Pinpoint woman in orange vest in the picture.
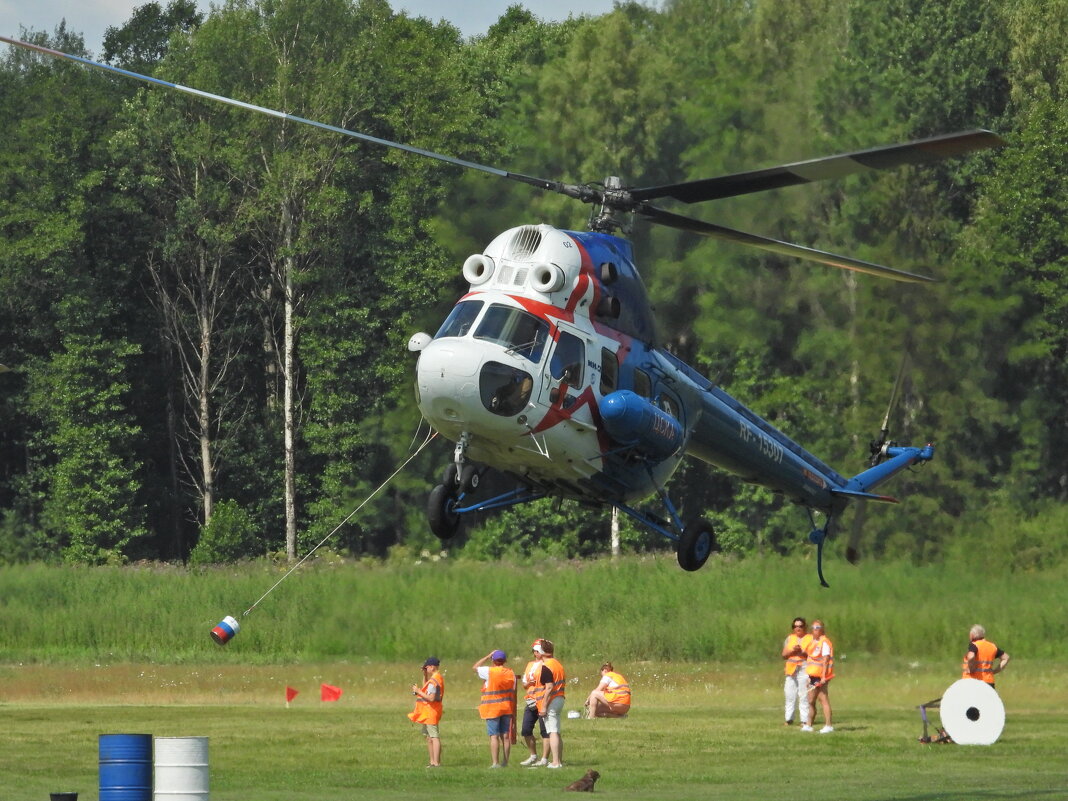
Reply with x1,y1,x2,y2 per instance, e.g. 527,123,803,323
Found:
473,649,517,768
408,656,444,767
962,624,1010,687
518,639,551,767
584,662,631,718
782,617,812,726
803,620,834,734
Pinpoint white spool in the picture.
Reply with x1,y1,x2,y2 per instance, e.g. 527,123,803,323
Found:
154,736,209,800
940,678,1005,745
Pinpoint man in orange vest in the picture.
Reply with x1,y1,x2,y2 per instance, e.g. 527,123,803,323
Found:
532,638,566,769
473,649,517,768
962,624,1010,688
408,656,444,767
518,639,551,767
782,617,812,726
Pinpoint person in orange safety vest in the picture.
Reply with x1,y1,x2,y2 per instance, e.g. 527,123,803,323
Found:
803,619,835,734
518,639,551,767
408,656,444,767
782,617,812,726
472,649,517,768
533,638,566,769
584,662,631,718
962,624,1010,688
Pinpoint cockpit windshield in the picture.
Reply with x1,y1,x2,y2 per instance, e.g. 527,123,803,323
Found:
474,304,549,363
434,300,484,339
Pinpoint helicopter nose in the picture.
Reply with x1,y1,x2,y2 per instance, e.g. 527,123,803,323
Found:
415,339,481,425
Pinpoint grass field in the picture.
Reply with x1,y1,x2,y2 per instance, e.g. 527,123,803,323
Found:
2,660,1066,800
1,557,1064,798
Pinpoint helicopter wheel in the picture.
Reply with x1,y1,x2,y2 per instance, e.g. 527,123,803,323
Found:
427,484,462,541
459,464,480,493
442,463,459,489
677,518,717,572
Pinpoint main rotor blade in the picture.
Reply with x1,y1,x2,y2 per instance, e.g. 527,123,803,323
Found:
0,34,573,196
638,205,937,283
630,130,1006,204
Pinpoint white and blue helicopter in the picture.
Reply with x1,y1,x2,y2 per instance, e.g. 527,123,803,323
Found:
2,35,1004,583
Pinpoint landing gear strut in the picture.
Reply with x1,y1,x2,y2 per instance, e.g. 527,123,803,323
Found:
427,432,480,541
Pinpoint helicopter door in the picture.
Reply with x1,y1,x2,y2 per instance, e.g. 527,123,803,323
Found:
543,326,588,408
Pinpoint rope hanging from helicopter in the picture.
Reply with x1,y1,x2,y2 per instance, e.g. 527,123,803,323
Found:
240,427,438,618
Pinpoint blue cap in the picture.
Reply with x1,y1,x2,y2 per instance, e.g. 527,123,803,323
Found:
423,656,440,667
491,649,506,661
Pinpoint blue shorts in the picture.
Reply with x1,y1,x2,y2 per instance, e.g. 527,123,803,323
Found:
485,715,511,736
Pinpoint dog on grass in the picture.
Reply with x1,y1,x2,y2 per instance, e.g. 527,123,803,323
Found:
564,769,600,791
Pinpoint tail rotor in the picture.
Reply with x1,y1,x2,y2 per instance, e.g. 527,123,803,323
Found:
848,346,911,564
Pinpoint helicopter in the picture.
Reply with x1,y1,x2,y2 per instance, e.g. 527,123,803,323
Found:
1,34,1005,583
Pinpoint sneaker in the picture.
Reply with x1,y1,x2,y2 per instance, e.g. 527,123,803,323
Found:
546,763,564,769
529,758,549,768
800,725,814,732
820,725,834,734
489,763,502,768
519,755,538,766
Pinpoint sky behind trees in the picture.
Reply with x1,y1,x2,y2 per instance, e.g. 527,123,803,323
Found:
0,0,627,50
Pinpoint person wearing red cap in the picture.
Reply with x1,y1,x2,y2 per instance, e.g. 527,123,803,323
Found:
409,656,444,767
519,639,551,766
473,649,517,767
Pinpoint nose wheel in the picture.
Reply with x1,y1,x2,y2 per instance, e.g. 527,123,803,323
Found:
427,483,462,541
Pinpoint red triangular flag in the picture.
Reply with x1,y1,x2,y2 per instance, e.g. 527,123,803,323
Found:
321,683,342,702
285,686,299,703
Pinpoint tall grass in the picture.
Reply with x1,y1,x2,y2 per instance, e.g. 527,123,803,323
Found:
0,554,1061,664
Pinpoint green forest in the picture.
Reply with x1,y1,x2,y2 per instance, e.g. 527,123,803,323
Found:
1,0,1066,569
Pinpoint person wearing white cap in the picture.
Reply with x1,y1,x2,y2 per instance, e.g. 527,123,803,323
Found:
519,639,551,766
473,649,517,767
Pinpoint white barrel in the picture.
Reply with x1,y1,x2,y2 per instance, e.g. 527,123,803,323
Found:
154,737,208,800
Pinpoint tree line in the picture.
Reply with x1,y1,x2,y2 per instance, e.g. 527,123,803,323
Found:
1,0,1065,568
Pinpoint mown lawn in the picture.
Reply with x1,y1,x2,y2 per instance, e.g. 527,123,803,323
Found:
2,660,1065,800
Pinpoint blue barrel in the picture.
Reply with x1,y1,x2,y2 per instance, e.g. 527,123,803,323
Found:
99,734,152,801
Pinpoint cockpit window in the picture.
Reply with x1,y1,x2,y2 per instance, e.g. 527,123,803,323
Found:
434,300,484,339
474,304,549,363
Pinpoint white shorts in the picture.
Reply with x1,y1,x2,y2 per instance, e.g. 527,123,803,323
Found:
542,694,565,734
